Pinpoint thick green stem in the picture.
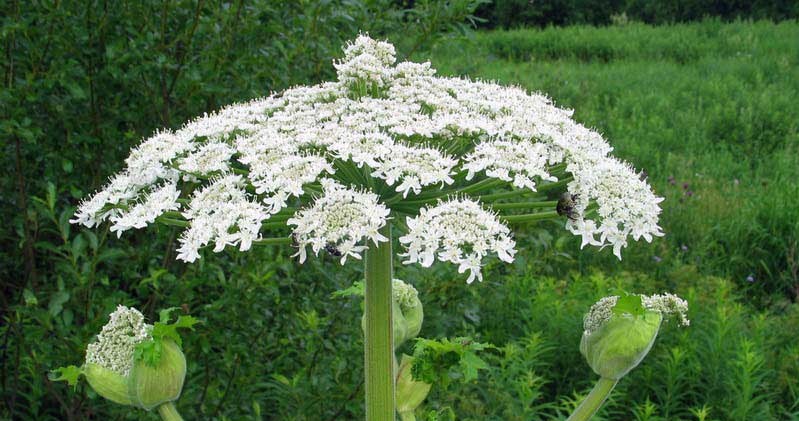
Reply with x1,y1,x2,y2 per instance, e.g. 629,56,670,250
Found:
157,402,183,421
566,377,618,421
364,223,395,420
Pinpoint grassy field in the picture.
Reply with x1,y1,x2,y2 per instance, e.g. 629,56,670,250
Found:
429,20,799,304
413,20,799,420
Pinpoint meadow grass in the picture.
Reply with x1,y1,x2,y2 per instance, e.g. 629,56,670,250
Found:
428,19,799,304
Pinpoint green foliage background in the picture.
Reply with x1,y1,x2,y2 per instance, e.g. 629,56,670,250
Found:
2,1,799,420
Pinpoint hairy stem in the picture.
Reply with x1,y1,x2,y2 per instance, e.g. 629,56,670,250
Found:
364,223,395,420
157,402,184,421
566,377,618,421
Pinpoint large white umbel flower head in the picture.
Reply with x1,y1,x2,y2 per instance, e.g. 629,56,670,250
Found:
72,34,663,282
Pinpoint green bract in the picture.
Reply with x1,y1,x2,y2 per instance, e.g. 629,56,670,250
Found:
396,354,432,421
580,310,662,380
128,339,186,410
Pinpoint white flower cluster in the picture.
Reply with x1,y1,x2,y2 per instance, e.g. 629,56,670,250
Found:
400,198,516,283
109,182,181,236
288,179,390,264
334,34,397,88
641,292,690,327
583,293,690,335
463,140,557,190
566,158,664,259
85,306,152,376
73,34,663,269
583,295,618,335
392,279,420,311
177,175,268,262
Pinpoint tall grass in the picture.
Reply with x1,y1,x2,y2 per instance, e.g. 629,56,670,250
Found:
429,19,799,304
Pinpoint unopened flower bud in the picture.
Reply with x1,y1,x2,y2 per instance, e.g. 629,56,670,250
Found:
129,338,186,410
395,354,431,421
393,279,423,347
361,279,424,349
580,293,688,380
83,306,186,410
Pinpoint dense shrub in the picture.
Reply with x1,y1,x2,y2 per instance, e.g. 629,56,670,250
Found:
0,1,483,418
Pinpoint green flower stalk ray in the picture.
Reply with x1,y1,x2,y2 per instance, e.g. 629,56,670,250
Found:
69,35,666,419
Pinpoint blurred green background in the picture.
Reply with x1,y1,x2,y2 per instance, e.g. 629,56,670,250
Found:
2,1,797,420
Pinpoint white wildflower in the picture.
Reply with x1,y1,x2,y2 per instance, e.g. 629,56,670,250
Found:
371,144,457,197
400,198,516,283
240,149,335,213
178,141,235,175
583,295,619,335
85,306,152,376
566,157,664,259
288,179,390,265
334,34,396,88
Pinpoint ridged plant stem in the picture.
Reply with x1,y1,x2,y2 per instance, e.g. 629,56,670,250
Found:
157,402,183,421
566,377,618,421
364,223,395,420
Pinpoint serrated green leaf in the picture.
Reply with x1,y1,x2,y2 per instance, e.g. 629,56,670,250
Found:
331,281,364,298
134,339,163,366
158,307,181,324
459,352,488,382
49,365,83,389
151,314,200,347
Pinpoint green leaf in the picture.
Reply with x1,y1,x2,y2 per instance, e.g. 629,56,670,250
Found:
49,365,83,389
411,337,492,389
459,351,488,382
134,339,163,367
48,290,70,317
158,307,181,324
23,289,38,306
613,294,645,317
151,314,200,347
331,281,364,298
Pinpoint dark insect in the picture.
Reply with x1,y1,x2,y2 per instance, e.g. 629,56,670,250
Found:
290,232,300,247
639,169,648,181
556,192,579,221
325,243,342,257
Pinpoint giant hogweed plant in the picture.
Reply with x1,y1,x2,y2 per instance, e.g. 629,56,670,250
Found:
56,35,688,420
